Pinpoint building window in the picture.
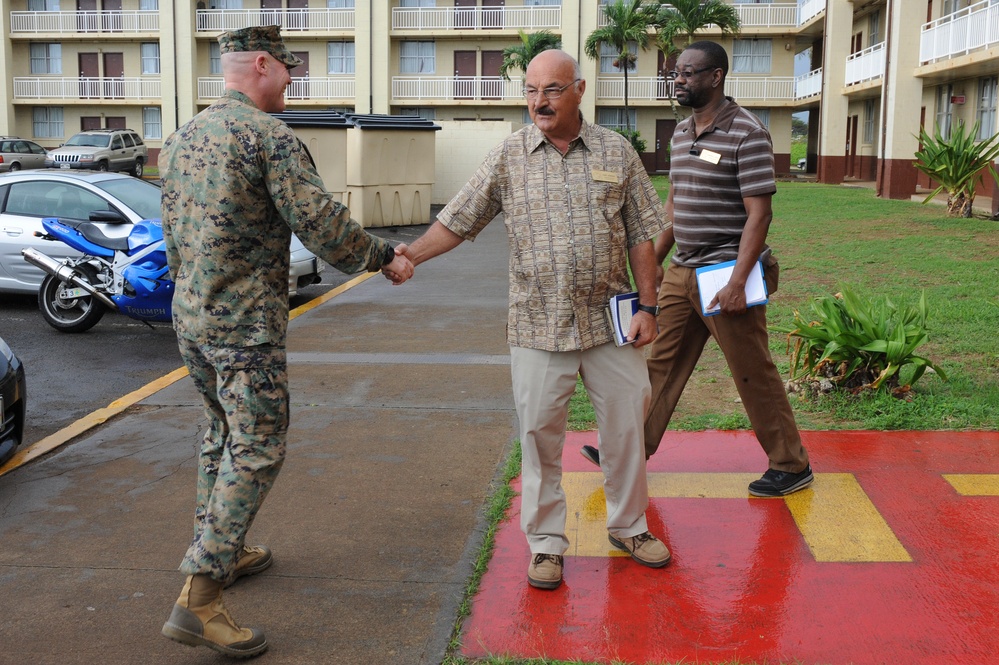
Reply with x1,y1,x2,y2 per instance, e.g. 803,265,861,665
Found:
30,43,62,75
399,0,435,6
28,0,60,9
209,43,221,75
33,107,64,138
141,43,160,75
751,108,770,129
209,0,242,8
400,41,435,74
327,0,354,7
525,0,561,5
863,99,877,144
400,107,435,121
143,107,162,140
936,84,953,140
868,10,881,47
327,41,355,74
139,0,158,9
599,42,638,74
977,77,998,140
732,39,771,74
596,108,637,130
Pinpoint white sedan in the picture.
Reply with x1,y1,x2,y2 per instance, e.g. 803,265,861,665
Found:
0,170,324,296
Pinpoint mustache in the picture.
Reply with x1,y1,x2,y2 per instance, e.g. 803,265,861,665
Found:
535,107,555,116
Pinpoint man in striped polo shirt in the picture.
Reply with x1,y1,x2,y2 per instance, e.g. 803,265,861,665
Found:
581,40,812,497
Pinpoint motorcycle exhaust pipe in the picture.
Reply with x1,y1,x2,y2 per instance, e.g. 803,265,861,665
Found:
21,248,119,311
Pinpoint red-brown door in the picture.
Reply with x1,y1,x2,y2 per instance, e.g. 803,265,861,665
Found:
482,0,504,29
80,116,102,131
481,50,503,100
454,0,475,29
79,52,99,98
105,116,126,130
260,0,282,26
103,52,124,98
454,50,476,99
102,0,122,32
76,0,96,32
655,118,676,172
287,0,307,30
290,51,308,99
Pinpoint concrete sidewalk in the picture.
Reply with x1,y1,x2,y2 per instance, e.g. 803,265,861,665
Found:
0,220,517,665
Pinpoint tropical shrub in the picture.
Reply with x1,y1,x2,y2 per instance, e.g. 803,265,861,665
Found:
913,120,999,218
614,128,646,153
776,286,947,395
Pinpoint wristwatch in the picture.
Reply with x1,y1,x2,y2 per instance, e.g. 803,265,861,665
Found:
636,304,660,316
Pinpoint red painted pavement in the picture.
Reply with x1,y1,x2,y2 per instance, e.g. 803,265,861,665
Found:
461,430,999,665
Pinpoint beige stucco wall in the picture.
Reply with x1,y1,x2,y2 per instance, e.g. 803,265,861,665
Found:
432,119,520,204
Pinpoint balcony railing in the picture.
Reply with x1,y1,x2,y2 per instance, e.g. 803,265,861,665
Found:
595,76,796,102
797,0,825,26
598,3,797,28
198,76,355,101
196,9,354,32
392,76,524,101
596,77,676,100
392,6,560,31
10,10,158,33
13,77,161,99
845,42,885,86
920,0,999,64
795,67,822,99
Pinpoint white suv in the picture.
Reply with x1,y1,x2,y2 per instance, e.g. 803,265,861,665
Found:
45,129,148,177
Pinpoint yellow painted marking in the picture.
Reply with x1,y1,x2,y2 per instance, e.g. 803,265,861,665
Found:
785,473,911,562
0,274,376,478
943,474,999,496
564,471,911,563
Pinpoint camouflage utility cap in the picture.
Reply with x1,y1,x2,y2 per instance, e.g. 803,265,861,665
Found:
217,25,303,68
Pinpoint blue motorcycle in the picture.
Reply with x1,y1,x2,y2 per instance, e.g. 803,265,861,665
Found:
21,215,173,333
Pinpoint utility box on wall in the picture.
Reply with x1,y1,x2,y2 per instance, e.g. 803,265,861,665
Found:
272,111,440,228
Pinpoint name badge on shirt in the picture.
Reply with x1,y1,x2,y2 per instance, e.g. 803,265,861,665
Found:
697,149,722,165
591,169,620,184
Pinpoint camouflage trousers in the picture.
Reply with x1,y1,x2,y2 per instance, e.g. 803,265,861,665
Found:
176,336,290,584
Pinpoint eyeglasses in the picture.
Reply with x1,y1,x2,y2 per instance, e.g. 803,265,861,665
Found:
666,67,716,81
523,79,581,100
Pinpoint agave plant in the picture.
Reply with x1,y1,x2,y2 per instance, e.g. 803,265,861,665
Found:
913,120,999,218
776,286,947,393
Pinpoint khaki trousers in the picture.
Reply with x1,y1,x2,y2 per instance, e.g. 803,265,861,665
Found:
645,261,809,472
511,342,651,555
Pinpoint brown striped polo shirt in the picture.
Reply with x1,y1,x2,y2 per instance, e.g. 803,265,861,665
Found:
669,96,776,268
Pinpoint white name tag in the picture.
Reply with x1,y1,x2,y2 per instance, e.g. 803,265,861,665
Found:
698,149,722,164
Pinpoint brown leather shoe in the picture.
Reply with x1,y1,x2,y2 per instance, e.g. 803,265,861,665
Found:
609,531,671,568
226,544,273,587
527,553,564,590
162,574,268,658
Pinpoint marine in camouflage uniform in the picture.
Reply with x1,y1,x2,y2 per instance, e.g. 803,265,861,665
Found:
160,24,405,658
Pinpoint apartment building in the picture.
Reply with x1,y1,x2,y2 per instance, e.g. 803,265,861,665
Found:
0,0,996,210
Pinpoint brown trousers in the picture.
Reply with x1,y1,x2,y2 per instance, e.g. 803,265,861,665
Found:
644,260,809,472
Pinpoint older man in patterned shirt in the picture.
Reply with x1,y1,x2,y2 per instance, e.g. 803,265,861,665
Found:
402,49,671,590
158,25,412,658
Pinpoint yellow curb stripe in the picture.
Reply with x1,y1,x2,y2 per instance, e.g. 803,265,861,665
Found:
564,471,912,563
943,474,999,496
0,273,376,478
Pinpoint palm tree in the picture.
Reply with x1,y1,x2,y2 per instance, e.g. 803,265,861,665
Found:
652,0,741,122
584,0,659,133
499,30,562,82
654,0,741,48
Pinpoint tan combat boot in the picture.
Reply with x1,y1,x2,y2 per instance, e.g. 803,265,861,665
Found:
161,574,268,658
226,544,273,588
